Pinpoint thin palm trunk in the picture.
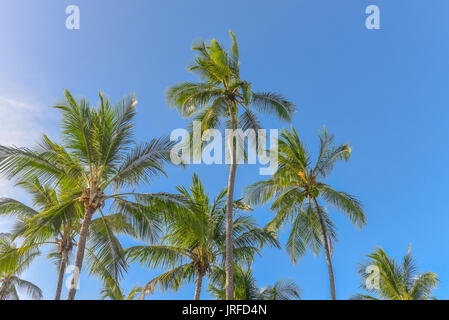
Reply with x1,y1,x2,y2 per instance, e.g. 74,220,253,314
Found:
312,197,336,300
55,249,68,300
0,277,11,300
194,271,203,300
225,104,237,300
67,207,94,300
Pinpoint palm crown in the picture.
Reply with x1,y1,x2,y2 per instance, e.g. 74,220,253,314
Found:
245,126,365,300
166,30,295,132
0,233,42,300
0,177,152,300
126,173,279,300
208,261,301,300
0,178,82,299
354,246,439,300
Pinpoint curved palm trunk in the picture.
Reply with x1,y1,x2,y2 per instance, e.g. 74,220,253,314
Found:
0,277,11,300
312,197,336,300
194,271,203,300
225,104,238,300
67,207,94,300
55,249,68,300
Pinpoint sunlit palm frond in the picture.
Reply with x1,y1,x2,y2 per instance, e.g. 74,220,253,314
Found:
109,137,174,189
355,247,438,300
251,92,296,122
259,279,301,300
318,185,365,229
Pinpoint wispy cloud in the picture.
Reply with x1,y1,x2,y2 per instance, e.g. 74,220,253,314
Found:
0,96,59,295
0,96,46,147
0,96,52,198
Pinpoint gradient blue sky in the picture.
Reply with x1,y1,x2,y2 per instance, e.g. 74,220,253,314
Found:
1,0,449,300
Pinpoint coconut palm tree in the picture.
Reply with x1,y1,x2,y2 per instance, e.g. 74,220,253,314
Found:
353,246,439,300
0,90,176,299
208,262,301,300
166,31,295,299
126,173,279,300
0,233,42,300
208,263,259,300
0,179,81,299
0,177,143,300
244,127,365,300
259,279,301,300
98,259,143,300
100,281,142,300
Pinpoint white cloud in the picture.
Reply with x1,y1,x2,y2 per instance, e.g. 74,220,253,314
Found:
0,96,52,198
0,96,51,231
0,96,45,147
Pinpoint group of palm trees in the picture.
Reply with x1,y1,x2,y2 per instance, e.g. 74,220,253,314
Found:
0,31,440,300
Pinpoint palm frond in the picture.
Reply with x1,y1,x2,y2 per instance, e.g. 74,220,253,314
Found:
251,92,295,122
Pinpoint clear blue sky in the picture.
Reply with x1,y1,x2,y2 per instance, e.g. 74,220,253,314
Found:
1,0,449,300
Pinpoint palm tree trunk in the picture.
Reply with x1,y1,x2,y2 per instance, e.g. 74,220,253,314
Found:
67,207,94,300
0,278,10,300
194,271,203,300
312,197,336,300
225,104,238,300
55,249,68,300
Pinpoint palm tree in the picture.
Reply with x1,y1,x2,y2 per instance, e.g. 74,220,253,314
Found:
0,179,81,300
208,262,301,300
0,233,42,300
167,30,295,299
98,259,143,300
259,279,301,300
126,173,279,300
0,90,176,299
353,246,439,300
100,282,142,300
208,263,259,300
244,127,365,300
0,177,142,300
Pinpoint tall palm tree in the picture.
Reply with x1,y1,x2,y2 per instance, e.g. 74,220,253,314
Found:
353,246,439,300
0,233,42,300
126,173,279,300
0,90,176,299
208,262,301,300
167,30,295,299
244,127,365,300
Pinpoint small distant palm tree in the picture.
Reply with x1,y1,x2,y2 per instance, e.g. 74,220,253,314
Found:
126,174,279,300
259,279,301,300
0,233,42,300
98,262,143,300
208,262,301,300
0,90,176,299
100,282,142,300
245,127,365,300
167,31,295,299
353,246,439,300
208,263,259,300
